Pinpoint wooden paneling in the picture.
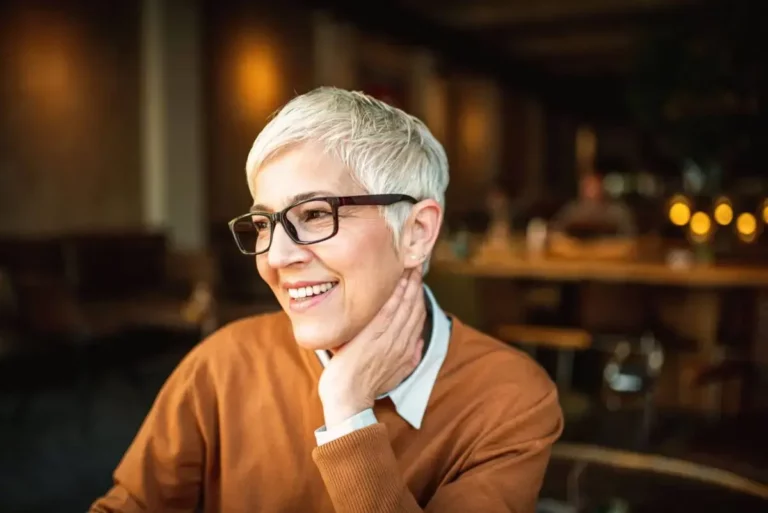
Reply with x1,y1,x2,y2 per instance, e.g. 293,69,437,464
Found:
204,1,315,223
0,1,142,235
425,0,699,28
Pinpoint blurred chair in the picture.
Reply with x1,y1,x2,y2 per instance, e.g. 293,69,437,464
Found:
686,359,768,479
694,353,762,416
497,323,594,422
0,267,19,354
578,282,706,449
497,324,592,388
0,265,200,432
0,273,88,426
67,231,168,300
490,281,593,421
598,331,665,448
696,288,766,417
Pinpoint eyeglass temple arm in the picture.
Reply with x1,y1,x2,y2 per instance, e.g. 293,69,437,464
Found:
338,195,418,206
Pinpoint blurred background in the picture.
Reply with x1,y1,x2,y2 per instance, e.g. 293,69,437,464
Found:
0,0,767,511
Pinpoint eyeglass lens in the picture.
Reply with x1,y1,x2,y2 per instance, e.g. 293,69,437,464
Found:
232,199,337,254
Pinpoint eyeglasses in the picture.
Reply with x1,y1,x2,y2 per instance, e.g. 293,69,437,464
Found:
228,194,418,256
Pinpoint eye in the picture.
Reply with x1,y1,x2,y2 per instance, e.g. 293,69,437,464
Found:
250,217,270,231
303,210,331,221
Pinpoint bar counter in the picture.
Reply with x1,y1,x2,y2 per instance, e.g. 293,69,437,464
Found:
427,243,768,416
430,252,768,288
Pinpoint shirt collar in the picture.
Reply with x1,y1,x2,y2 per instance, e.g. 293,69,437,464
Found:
315,284,451,429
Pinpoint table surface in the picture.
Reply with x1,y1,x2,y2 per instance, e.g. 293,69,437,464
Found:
432,253,768,288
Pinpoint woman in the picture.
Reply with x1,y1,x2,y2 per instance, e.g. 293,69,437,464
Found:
91,87,562,513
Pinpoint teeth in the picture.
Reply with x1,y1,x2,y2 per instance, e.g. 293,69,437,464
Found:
287,282,336,299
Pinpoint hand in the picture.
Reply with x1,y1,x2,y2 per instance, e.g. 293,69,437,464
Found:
317,267,426,428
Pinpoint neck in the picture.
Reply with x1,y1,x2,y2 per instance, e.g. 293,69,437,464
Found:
329,291,433,359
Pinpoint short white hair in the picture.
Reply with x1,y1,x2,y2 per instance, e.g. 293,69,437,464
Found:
245,87,449,268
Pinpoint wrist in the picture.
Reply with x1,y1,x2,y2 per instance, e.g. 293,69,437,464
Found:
320,392,374,429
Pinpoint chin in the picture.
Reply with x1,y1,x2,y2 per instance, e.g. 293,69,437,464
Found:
289,318,346,352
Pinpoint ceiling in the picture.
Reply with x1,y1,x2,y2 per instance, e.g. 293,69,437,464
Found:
309,0,723,117
396,0,710,79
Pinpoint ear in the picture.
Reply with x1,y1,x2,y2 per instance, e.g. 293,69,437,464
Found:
400,199,443,269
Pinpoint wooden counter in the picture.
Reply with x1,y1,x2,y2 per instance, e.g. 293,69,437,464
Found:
428,250,768,415
431,254,768,288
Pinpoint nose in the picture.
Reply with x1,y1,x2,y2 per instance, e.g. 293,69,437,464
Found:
267,221,311,268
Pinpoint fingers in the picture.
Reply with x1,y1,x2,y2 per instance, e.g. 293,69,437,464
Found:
404,268,426,336
363,267,424,368
388,268,426,371
386,336,423,391
370,272,409,328
339,268,426,400
390,267,423,331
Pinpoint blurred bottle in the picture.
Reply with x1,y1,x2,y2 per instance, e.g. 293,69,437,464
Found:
527,217,548,256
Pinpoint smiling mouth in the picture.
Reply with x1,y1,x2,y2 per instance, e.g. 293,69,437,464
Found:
286,282,338,302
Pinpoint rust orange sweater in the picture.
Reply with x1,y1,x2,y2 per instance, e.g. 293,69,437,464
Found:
90,312,562,513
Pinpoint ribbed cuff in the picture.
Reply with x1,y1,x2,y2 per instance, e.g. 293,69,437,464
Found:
312,423,406,513
315,408,378,446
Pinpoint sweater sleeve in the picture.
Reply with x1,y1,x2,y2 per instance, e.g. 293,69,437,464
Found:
312,386,563,513
89,346,215,513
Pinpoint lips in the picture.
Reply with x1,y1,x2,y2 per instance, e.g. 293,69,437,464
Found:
282,280,339,313
284,281,339,301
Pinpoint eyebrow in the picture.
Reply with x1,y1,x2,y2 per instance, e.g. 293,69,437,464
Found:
250,190,338,213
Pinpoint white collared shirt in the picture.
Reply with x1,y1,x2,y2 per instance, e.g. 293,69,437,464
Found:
314,285,451,445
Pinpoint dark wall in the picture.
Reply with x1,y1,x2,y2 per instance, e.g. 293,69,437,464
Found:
0,0,142,235
544,110,578,198
204,0,315,224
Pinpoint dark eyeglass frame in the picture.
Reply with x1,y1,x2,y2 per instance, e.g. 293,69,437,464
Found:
228,194,418,256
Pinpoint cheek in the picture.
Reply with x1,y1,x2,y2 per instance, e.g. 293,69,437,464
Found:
256,256,273,283
337,231,403,316
322,226,400,275
323,230,402,330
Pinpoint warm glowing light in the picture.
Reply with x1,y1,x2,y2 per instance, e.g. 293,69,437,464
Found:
689,211,712,237
762,200,768,224
714,201,733,226
12,9,83,116
669,201,691,226
736,212,757,236
234,33,282,121
460,102,488,158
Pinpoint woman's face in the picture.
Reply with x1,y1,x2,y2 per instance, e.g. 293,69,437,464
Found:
252,143,406,351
